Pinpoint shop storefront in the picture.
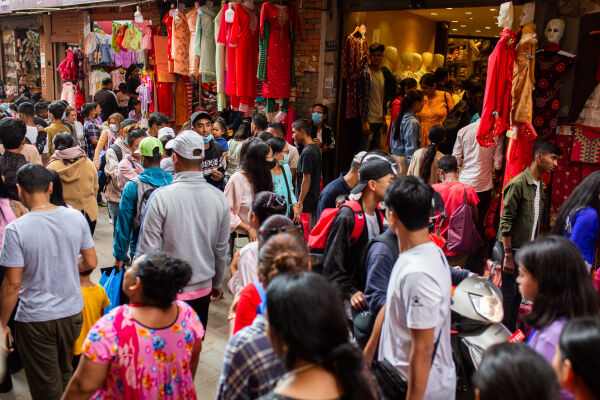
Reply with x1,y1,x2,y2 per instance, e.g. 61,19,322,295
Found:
0,15,42,99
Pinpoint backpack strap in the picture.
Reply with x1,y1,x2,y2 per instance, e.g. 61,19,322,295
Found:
343,200,366,244
110,143,123,163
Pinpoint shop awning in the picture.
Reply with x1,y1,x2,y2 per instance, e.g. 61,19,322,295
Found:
0,0,126,14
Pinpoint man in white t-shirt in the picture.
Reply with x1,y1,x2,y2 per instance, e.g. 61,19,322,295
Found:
364,176,456,400
17,101,48,157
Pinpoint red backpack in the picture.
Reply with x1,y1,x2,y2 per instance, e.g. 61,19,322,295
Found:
308,200,384,253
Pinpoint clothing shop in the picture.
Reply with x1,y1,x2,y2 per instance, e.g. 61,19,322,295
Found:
0,15,42,100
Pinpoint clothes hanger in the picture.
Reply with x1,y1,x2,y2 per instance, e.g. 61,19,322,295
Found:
351,16,362,38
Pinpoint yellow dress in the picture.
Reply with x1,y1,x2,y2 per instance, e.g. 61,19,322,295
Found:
418,90,454,147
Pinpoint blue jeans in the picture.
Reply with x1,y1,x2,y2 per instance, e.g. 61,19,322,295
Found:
108,201,119,236
501,247,521,332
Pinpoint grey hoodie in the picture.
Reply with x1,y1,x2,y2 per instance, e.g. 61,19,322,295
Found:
136,171,230,291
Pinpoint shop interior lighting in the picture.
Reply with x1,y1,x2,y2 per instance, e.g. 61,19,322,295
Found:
460,24,467,27
430,12,438,15
490,8,497,11
452,28,458,31
134,5,143,23
475,29,482,32
485,26,491,29
446,7,452,9
452,20,459,22
465,11,472,14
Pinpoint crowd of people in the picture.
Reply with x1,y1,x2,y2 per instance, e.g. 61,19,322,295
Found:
0,44,598,400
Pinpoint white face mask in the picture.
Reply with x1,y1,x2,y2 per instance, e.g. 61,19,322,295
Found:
109,124,118,133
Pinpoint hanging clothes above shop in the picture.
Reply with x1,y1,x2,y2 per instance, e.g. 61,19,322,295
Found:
196,4,218,82
173,9,191,76
187,7,201,76
341,28,369,119
61,82,77,108
532,43,576,139
258,2,301,101
477,28,517,147
163,9,176,73
511,23,537,125
215,4,226,110
217,2,239,110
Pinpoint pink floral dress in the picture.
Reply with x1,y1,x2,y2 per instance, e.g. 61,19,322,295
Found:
82,300,205,400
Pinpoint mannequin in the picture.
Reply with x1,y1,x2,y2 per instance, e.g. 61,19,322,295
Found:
432,54,445,70
408,52,422,81
504,1,537,188
477,1,516,146
417,52,433,78
383,46,398,71
395,51,414,81
532,18,576,138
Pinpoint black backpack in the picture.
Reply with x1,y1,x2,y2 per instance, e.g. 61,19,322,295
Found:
130,176,159,240
100,144,123,186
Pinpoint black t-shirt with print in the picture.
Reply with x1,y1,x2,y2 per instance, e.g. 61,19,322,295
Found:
201,140,226,189
296,143,322,214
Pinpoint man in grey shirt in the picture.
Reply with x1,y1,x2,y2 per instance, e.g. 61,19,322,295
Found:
136,130,230,331
0,164,97,400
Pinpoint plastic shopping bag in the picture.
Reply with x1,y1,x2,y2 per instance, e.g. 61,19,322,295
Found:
101,268,122,313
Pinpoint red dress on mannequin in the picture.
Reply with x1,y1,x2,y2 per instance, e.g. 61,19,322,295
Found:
260,2,301,99
230,4,260,114
477,28,517,147
217,3,239,110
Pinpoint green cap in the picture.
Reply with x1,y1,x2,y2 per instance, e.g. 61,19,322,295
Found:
136,136,164,157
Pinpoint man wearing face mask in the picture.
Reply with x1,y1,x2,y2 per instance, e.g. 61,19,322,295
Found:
191,111,226,190
311,103,336,185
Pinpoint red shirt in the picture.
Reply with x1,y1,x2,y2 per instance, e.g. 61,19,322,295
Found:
233,282,262,334
432,181,479,256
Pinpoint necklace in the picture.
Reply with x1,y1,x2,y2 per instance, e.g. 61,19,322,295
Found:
280,363,316,382
29,204,54,211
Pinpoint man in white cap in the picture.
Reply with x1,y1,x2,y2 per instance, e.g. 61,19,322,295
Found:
136,131,230,330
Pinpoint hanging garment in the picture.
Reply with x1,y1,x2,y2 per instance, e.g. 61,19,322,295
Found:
157,82,174,116
197,5,217,81
163,11,175,73
215,5,226,110
217,3,239,110
88,70,110,97
477,28,517,147
511,23,537,125
230,4,260,114
187,8,201,76
341,34,369,119
113,51,136,68
185,79,194,116
577,83,600,128
552,126,584,216
139,75,154,115
153,36,176,83
75,84,85,110
503,121,537,188
258,2,301,99
173,9,191,76
57,49,76,81
532,44,576,139
141,26,153,51
175,79,189,125
61,82,76,108
570,125,600,164
121,24,141,52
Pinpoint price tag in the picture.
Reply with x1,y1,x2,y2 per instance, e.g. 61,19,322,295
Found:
197,7,203,15
508,329,525,343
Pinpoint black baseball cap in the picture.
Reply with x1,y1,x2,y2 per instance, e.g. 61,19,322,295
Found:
190,111,212,125
351,159,396,194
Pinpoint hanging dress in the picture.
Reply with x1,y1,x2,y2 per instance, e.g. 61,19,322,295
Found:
186,8,201,77
162,11,175,73
197,5,217,81
230,4,260,114
258,2,301,100
173,9,191,76
215,5,226,110
217,3,238,110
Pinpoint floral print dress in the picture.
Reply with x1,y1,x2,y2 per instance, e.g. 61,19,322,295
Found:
83,300,205,400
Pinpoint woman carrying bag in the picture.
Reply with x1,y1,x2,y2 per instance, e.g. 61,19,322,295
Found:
266,137,301,224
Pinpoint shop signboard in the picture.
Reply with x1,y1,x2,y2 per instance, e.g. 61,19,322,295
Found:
9,0,61,10
61,0,113,4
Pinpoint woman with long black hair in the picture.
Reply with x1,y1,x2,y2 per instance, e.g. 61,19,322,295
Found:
124,64,141,110
407,124,446,185
261,271,377,400
390,89,424,176
552,171,600,275
225,140,275,244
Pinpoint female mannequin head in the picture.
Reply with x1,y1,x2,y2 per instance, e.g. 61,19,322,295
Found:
383,46,398,69
497,2,514,29
520,2,535,26
421,52,433,71
400,51,414,71
545,19,566,44
433,54,445,70
410,53,422,72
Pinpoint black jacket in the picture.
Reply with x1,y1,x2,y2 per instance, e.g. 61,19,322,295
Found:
440,94,477,155
322,200,385,299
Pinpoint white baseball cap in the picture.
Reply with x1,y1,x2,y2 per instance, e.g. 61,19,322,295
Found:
158,127,175,139
165,130,205,159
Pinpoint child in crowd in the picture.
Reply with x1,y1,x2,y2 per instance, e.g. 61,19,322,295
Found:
72,256,109,369
159,133,174,174
128,99,142,122
213,117,229,153
116,83,129,118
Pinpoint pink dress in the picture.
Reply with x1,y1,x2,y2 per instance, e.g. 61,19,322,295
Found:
82,301,204,400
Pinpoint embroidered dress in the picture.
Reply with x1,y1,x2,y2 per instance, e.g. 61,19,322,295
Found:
577,83,600,128
82,301,204,399
230,4,260,114
258,2,301,100
187,9,200,76
570,125,600,164
511,24,537,125
477,28,517,147
197,5,217,81
173,9,191,76
532,44,576,139
503,120,537,188
341,34,369,119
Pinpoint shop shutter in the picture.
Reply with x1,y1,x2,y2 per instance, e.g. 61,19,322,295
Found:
51,11,80,43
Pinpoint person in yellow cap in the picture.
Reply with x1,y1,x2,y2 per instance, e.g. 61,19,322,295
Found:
113,136,173,270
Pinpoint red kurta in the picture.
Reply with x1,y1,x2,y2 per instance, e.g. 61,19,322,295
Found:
162,11,175,73
230,4,259,114
260,2,301,99
477,28,517,147
217,3,239,109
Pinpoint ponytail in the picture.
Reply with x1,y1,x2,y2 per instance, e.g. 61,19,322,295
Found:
258,232,309,287
418,125,446,181
325,343,376,400
393,89,424,141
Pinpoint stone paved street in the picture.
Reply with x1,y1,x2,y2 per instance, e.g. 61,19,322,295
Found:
0,207,233,400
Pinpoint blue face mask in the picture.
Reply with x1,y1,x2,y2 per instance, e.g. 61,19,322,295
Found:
279,154,290,166
203,134,213,143
312,112,323,124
